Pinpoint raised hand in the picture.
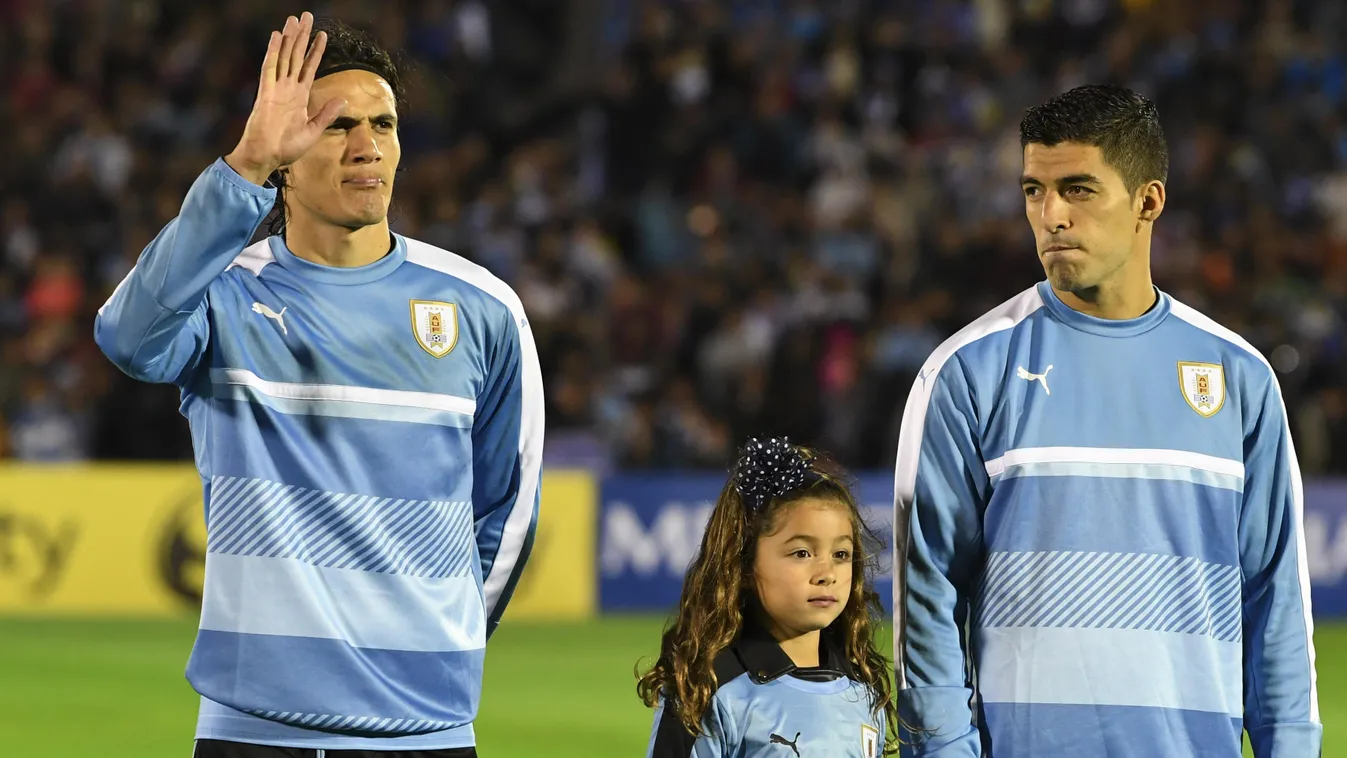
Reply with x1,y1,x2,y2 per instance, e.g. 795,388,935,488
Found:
225,12,345,186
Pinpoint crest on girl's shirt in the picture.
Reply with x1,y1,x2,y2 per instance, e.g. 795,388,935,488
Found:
861,724,880,757
410,300,459,358
1177,361,1225,418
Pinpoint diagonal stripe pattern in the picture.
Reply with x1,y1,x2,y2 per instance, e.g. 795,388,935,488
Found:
976,550,1242,643
207,476,473,578
241,709,458,734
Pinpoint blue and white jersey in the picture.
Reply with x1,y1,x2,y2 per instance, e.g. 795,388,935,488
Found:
94,158,544,751
893,281,1320,758
647,627,887,758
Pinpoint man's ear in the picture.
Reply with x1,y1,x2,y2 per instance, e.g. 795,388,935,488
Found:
1138,180,1165,222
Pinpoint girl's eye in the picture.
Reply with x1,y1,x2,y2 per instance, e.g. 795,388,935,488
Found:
792,549,811,559
835,550,852,561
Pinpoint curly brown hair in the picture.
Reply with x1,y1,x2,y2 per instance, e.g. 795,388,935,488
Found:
635,446,900,754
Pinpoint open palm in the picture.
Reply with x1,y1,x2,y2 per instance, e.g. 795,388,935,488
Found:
228,12,344,182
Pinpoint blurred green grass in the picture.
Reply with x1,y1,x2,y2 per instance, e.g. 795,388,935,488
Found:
0,616,1338,756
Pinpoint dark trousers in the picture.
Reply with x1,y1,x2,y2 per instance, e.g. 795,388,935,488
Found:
193,740,478,757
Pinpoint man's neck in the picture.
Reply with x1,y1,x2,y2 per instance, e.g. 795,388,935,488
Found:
1054,255,1157,320
1053,281,1157,320
284,217,392,268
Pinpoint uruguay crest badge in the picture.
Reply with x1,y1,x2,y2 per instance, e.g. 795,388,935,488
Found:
411,300,459,358
1177,361,1225,417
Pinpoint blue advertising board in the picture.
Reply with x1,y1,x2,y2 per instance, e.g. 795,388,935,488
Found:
1304,479,1347,618
599,473,1347,618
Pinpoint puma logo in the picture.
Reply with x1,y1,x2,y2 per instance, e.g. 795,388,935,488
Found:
770,731,801,757
1016,364,1053,395
251,302,287,335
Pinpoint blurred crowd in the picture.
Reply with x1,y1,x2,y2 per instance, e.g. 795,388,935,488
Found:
2,0,1346,473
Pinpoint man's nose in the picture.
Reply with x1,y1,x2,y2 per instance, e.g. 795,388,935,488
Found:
1040,192,1070,232
347,125,382,163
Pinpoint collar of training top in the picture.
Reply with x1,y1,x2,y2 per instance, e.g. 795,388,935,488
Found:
714,621,856,686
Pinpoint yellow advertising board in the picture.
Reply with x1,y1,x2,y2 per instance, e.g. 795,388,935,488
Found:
503,470,596,620
0,465,205,614
0,465,594,620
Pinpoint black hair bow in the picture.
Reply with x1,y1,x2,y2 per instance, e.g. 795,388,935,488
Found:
734,437,813,514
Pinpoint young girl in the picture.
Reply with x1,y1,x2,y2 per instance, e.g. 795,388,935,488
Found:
637,437,899,757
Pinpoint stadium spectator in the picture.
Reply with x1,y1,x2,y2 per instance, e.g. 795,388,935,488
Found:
3,0,1345,472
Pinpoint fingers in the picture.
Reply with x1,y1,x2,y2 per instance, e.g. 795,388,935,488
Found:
302,97,346,145
276,15,299,80
298,30,328,85
260,31,281,84
290,12,313,82
307,97,346,132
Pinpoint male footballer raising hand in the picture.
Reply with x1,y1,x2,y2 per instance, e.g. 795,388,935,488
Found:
96,13,544,757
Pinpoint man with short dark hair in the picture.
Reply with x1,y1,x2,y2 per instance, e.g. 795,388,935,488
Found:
892,84,1320,757
95,12,543,757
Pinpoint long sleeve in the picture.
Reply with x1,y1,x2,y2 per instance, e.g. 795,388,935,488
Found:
893,356,989,757
94,158,276,385
646,697,732,758
473,304,544,638
1239,368,1322,757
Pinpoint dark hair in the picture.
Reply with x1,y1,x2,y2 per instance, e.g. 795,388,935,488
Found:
1019,84,1168,194
265,18,406,235
636,440,901,755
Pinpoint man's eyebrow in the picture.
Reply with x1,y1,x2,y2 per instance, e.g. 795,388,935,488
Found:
327,113,398,127
1022,173,1102,185
1057,173,1103,185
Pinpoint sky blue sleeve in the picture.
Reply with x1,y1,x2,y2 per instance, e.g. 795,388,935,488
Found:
1239,368,1322,757
646,696,734,758
894,356,989,757
93,158,275,385
473,306,544,638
